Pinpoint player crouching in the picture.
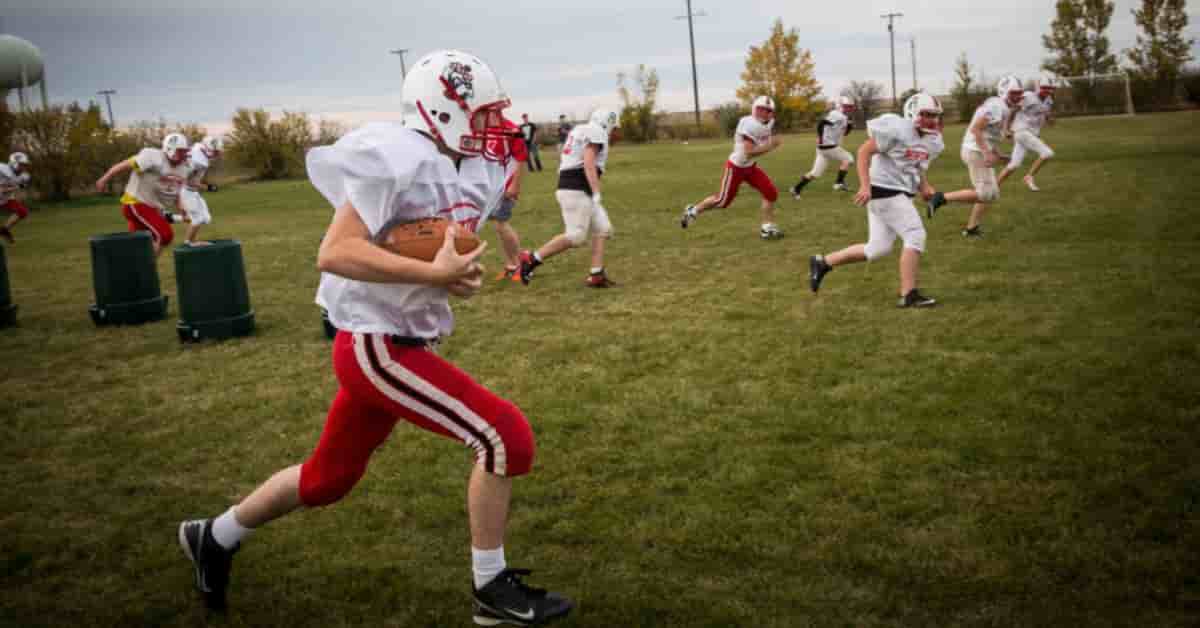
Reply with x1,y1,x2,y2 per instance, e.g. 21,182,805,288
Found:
680,95,784,239
0,152,33,244
519,108,620,288
808,93,946,308
180,135,224,245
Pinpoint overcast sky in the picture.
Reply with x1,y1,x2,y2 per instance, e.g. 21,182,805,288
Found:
4,1,1199,134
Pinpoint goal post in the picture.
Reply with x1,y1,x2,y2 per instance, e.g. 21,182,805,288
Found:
1043,72,1136,117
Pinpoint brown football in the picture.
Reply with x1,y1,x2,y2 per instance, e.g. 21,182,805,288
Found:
376,217,481,262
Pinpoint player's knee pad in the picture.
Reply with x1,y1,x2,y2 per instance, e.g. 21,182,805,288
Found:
488,401,535,477
864,237,894,261
900,225,927,253
977,182,1000,203
564,226,589,247
298,456,367,507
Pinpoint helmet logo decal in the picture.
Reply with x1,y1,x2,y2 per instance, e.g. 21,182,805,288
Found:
442,62,475,104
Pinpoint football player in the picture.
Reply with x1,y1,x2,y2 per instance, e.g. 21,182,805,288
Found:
180,135,224,245
518,107,620,287
488,116,528,281
0,152,33,245
790,96,857,196
175,50,573,626
680,95,785,239
998,76,1056,191
808,93,946,308
927,75,1023,238
95,133,193,257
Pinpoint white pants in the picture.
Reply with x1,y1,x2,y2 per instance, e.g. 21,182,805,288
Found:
807,146,854,179
961,147,999,202
180,189,212,225
1007,130,1054,169
555,190,612,246
864,193,926,260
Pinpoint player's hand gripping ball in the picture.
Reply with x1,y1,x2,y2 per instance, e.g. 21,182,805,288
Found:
376,216,481,262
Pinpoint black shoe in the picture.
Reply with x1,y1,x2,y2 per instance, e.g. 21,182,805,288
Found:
518,250,540,285
961,225,984,239
473,568,574,626
179,518,238,611
809,255,832,293
0,227,13,244
680,205,696,229
926,191,946,218
897,290,937,308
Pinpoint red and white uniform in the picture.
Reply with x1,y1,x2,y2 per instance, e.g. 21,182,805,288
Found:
483,118,527,222
0,164,30,218
120,148,192,245
1008,91,1056,168
299,122,530,507
712,114,778,208
962,96,1010,154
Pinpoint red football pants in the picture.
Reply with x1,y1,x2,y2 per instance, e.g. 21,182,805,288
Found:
713,161,778,208
122,202,174,246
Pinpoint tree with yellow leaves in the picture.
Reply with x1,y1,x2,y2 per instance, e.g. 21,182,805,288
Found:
736,18,823,130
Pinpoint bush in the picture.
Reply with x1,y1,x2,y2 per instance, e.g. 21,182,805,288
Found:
1183,67,1200,105
226,109,316,180
8,103,109,202
714,102,746,137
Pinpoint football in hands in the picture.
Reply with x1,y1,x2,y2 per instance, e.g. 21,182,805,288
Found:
376,216,481,262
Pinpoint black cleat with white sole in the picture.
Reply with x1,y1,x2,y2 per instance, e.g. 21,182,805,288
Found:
809,255,832,293
897,289,937,308
179,518,238,611
473,568,573,626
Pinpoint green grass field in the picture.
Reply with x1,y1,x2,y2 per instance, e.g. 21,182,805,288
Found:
2,111,1199,627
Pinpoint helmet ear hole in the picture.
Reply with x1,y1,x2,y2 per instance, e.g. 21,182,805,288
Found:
437,112,451,124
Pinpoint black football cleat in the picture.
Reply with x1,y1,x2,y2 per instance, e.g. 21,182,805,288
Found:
585,270,617,288
897,289,937,308
961,225,984,239
0,227,13,244
926,191,946,219
518,250,540,285
809,255,832,293
680,205,697,229
473,568,573,626
179,518,239,611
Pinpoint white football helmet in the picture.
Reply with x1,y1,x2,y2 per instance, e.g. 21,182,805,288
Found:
589,109,619,134
997,75,1024,105
838,96,856,115
8,152,30,172
903,92,944,134
400,49,512,161
162,133,190,165
752,95,775,122
1037,76,1057,97
201,135,224,157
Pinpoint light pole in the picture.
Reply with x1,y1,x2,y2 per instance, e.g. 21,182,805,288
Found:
97,89,117,127
910,37,918,92
389,48,410,81
881,12,903,108
675,0,707,131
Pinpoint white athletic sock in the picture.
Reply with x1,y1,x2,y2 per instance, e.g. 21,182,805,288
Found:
532,251,543,264
472,546,506,590
590,267,604,275
211,507,251,550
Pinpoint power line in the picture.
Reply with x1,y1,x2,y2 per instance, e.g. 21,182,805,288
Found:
675,1,707,131
881,12,903,108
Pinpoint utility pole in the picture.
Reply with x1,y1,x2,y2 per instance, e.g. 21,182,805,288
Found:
910,37,918,92
389,48,410,81
881,12,903,108
97,89,117,127
675,0,707,131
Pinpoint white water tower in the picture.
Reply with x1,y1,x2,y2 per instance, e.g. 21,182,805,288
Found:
0,34,48,111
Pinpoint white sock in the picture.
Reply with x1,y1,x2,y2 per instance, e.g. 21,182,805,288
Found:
211,507,251,550
532,251,543,263
472,546,506,589
590,267,603,275
762,223,773,231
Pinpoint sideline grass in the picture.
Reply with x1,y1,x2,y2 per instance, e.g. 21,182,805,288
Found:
1,111,1198,627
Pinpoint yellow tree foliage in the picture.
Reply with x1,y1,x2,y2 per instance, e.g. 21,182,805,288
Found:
736,18,823,129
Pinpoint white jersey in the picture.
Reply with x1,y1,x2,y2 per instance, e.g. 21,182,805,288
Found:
558,122,609,173
1012,91,1053,135
817,109,851,148
729,115,774,167
0,164,29,203
307,122,502,338
187,144,211,187
122,147,192,210
866,114,945,195
962,96,1010,153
